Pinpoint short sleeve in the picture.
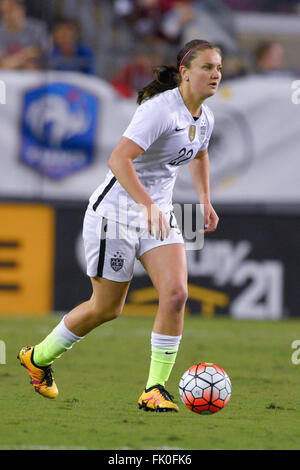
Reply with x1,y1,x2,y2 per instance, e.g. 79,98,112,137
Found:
123,98,171,151
199,106,214,151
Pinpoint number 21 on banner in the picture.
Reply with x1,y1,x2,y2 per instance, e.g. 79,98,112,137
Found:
230,261,283,320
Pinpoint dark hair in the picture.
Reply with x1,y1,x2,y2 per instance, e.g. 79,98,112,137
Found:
52,17,80,34
137,39,221,105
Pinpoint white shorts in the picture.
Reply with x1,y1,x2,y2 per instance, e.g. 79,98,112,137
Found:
82,207,184,282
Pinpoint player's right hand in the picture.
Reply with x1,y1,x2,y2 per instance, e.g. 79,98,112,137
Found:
142,203,171,241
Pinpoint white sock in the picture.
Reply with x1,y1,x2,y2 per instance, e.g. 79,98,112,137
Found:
55,315,84,350
151,331,182,350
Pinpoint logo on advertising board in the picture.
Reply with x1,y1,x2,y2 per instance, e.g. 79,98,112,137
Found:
20,82,99,179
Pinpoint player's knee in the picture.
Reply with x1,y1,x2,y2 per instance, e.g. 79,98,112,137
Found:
88,302,122,325
161,286,188,313
108,304,123,321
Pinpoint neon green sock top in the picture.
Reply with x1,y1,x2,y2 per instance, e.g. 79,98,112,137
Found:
146,346,179,390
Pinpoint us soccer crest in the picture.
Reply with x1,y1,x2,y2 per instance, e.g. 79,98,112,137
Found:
189,125,196,142
110,251,124,272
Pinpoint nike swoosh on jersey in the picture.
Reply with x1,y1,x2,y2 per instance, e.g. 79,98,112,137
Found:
175,127,185,131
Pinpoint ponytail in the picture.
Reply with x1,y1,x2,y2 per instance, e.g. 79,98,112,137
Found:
137,65,180,105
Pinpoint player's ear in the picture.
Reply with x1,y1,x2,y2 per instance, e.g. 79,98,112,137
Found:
181,67,189,82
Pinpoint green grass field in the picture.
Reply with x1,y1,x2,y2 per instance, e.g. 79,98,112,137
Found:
0,314,300,450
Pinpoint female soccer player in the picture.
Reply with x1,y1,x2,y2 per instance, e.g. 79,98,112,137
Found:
18,39,222,412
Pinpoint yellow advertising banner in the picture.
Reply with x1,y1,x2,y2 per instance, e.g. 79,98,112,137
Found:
0,204,55,315
123,285,229,317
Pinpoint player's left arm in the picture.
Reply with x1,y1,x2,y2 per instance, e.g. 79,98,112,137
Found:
188,149,219,233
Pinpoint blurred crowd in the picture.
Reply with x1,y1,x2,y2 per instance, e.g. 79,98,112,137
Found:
112,0,195,45
222,0,300,13
0,0,299,99
0,0,95,73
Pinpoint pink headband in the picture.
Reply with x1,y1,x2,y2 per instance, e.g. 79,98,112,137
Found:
178,42,210,71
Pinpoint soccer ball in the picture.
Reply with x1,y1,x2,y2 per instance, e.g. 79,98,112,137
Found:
179,362,231,414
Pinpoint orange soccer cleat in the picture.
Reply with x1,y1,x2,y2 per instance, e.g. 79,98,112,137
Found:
17,346,58,399
138,384,179,412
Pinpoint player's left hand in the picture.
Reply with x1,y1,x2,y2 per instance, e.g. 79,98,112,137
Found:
203,202,219,233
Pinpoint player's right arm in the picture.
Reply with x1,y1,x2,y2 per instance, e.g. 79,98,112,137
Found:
108,136,170,240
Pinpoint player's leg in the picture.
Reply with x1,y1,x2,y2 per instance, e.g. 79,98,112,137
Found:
143,243,188,337
18,278,130,398
18,210,135,399
34,276,130,364
18,277,130,398
64,276,130,336
138,243,188,412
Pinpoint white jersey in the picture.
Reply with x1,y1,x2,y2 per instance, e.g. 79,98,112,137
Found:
89,87,214,228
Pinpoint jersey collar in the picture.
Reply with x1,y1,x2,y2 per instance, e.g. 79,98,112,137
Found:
174,87,202,122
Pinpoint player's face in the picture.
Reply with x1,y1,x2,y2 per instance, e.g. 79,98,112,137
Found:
185,49,222,98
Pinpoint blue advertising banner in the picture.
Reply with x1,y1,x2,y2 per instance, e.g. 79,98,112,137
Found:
20,82,99,179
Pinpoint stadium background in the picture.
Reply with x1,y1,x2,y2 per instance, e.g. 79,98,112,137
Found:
1,0,300,321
